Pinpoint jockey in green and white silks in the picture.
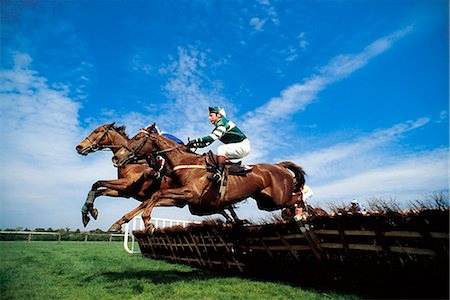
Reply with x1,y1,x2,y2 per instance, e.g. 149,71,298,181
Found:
187,106,251,183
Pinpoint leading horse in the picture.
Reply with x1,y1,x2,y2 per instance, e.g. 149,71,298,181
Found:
76,123,161,229
112,123,306,231
76,123,242,231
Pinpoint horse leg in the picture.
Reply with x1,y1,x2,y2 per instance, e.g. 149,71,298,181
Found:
81,178,138,227
108,201,147,232
226,206,250,225
136,188,195,233
219,210,233,223
141,200,158,234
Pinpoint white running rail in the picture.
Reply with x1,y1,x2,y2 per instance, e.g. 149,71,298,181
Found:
123,216,201,254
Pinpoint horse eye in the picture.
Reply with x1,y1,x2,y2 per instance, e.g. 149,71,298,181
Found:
135,136,140,141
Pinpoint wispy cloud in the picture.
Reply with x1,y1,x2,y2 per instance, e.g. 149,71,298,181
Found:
249,17,267,32
151,46,232,139
249,0,279,33
237,117,447,216
290,118,431,179
241,26,414,161
0,53,138,229
312,147,448,206
3,6,95,101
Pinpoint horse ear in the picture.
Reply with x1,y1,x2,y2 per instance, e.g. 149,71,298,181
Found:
109,122,116,128
146,122,156,133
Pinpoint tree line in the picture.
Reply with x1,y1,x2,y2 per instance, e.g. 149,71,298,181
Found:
0,227,124,242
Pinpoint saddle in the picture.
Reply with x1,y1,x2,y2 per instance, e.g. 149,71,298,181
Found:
205,151,252,201
204,151,252,176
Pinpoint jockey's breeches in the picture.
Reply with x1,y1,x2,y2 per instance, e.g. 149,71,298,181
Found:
217,139,251,159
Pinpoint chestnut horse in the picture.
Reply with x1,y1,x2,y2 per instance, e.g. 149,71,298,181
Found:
112,123,306,231
76,123,241,231
76,123,161,228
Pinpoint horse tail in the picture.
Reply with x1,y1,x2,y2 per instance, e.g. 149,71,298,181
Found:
277,161,306,193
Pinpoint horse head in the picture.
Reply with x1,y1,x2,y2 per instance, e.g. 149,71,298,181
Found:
112,125,156,167
76,122,127,155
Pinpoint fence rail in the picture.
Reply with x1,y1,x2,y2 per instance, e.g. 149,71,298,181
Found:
0,217,201,255
123,217,201,254
0,230,124,242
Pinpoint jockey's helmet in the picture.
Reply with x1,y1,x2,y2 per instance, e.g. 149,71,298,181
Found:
209,106,226,117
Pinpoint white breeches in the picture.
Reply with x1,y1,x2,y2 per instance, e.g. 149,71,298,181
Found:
217,139,251,159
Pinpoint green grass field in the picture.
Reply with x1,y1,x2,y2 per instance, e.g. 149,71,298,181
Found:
0,241,359,299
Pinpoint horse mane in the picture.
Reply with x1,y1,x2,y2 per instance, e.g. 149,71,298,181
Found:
113,125,129,139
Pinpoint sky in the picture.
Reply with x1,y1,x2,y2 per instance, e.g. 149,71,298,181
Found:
1,0,448,230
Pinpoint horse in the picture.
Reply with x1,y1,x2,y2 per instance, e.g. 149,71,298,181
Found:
76,123,240,231
76,123,162,229
112,123,307,231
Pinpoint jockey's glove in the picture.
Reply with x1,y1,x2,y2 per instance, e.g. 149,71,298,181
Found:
186,140,197,148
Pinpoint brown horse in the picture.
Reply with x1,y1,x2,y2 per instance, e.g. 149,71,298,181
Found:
76,123,161,228
112,123,306,231
76,123,241,231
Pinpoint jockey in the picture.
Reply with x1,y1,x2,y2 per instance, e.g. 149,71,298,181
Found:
187,106,251,183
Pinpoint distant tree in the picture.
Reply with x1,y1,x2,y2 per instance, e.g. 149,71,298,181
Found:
35,228,45,232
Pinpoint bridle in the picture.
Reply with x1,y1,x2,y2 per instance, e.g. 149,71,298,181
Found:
118,129,184,165
81,124,120,154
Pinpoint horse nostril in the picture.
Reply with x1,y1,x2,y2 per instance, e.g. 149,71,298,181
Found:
76,145,82,153
112,156,119,165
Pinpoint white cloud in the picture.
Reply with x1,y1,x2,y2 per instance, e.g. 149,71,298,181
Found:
0,53,142,230
152,46,233,140
249,17,267,32
277,117,448,209
241,26,414,161
248,0,279,33
296,118,431,179
312,148,448,207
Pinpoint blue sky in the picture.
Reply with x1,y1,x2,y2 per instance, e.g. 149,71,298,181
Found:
1,0,448,230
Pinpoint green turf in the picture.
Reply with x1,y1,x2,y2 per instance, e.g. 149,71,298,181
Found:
0,241,359,299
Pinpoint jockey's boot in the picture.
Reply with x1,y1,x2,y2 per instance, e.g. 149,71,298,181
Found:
208,163,224,184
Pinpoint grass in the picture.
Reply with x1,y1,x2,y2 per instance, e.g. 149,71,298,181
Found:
0,241,359,299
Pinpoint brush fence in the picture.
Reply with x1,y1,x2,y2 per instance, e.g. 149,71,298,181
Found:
134,210,448,293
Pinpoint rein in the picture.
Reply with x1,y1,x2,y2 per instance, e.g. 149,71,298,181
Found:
132,130,185,158
129,130,205,172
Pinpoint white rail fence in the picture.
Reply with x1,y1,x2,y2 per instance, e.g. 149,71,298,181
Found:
123,216,201,254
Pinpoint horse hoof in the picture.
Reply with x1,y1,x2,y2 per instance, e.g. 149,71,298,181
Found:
82,213,90,227
90,208,98,220
108,224,122,232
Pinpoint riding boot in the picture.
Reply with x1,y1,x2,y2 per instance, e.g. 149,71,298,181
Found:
208,163,224,184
